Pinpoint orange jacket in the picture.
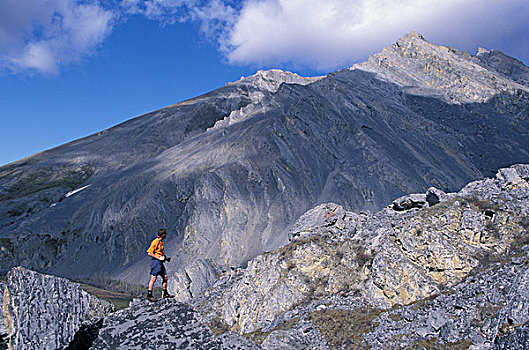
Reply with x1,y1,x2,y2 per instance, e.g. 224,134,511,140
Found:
146,238,164,258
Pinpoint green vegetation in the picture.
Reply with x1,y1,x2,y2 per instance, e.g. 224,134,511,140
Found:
388,312,403,322
469,197,500,212
74,273,146,310
75,273,145,296
207,317,232,337
244,317,301,344
1,165,94,201
79,283,134,310
308,307,381,349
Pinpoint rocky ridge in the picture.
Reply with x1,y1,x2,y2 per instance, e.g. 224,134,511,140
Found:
193,164,529,348
352,31,529,104
210,69,322,132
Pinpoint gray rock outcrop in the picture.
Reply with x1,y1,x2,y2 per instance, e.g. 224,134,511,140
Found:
0,281,6,350
169,259,220,303
2,267,113,350
196,164,529,348
352,31,529,104
88,298,256,350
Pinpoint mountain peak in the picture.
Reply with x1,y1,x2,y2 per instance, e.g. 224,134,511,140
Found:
474,48,529,87
351,31,529,103
228,68,323,92
400,30,426,41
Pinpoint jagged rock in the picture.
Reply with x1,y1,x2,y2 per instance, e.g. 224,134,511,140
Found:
495,323,529,349
213,69,323,131
352,31,529,103
170,259,220,303
88,298,255,350
391,193,427,211
0,281,7,350
3,267,114,350
288,203,361,242
362,247,529,349
2,164,528,349
426,186,447,206
475,48,529,87
197,164,529,348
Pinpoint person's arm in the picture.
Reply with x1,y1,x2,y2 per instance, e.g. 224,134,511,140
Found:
148,252,164,261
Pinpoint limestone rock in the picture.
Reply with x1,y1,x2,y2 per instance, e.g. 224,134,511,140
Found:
2,268,256,349
426,186,447,206
3,267,114,350
170,259,220,303
352,31,529,103
197,164,529,348
89,299,223,350
362,247,529,349
391,193,427,211
3,163,529,349
0,281,7,349
87,297,258,349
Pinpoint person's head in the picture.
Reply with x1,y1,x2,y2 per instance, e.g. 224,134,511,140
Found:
157,228,167,239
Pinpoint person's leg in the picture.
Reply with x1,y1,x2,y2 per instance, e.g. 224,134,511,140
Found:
162,275,174,298
148,275,157,291
162,275,168,290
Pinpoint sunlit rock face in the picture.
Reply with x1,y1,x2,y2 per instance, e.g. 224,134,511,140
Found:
197,164,529,349
2,267,113,350
0,32,528,301
352,31,529,104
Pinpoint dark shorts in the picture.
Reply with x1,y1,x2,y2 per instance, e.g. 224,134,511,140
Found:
150,259,167,277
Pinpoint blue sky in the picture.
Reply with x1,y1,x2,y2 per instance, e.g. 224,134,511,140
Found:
1,0,528,166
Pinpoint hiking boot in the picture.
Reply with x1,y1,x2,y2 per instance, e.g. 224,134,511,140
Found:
146,290,157,302
162,290,175,298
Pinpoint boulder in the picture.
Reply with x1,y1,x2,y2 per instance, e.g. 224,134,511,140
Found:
3,267,113,350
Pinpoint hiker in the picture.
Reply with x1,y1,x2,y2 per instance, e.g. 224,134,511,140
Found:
146,228,175,300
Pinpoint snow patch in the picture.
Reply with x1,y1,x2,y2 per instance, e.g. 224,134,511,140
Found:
50,185,91,207
65,185,91,198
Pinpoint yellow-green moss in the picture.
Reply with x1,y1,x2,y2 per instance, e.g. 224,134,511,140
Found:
244,317,301,344
207,317,231,337
308,307,381,349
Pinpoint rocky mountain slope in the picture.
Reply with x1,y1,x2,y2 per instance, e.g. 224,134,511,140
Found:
192,163,529,348
0,32,528,299
2,164,528,349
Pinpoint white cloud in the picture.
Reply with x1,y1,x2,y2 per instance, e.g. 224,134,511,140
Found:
121,0,192,22
0,0,115,74
188,0,237,38
1,0,527,75
223,0,529,71
121,0,236,37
